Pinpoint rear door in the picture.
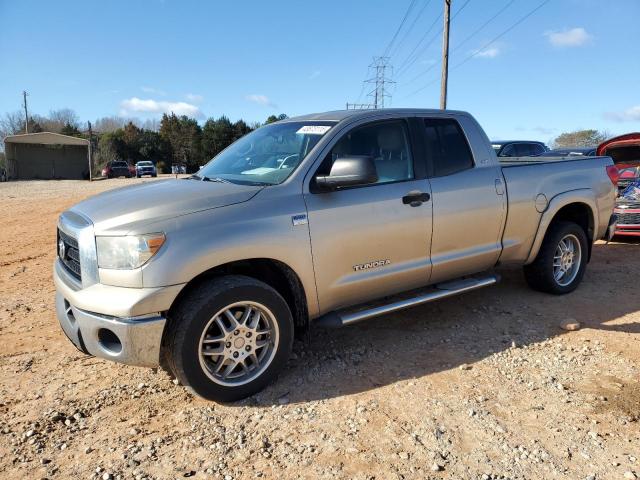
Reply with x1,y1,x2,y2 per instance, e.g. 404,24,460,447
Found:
419,115,506,283
303,118,433,312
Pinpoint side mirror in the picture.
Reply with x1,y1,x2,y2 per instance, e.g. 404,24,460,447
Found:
315,155,378,191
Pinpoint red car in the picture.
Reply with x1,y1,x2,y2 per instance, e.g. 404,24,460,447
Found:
598,133,640,237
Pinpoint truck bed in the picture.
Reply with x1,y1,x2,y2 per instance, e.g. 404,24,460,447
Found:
497,155,614,264
499,155,611,167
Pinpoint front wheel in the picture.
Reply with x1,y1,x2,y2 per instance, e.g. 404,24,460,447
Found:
164,275,294,402
523,221,588,294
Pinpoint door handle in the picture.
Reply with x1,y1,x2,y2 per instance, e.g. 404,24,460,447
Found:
402,190,430,207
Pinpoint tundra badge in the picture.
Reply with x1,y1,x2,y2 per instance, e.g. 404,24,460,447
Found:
353,259,391,271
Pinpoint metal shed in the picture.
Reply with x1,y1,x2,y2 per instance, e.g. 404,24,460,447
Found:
4,132,90,180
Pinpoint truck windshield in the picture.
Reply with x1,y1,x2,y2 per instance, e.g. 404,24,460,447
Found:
196,121,335,185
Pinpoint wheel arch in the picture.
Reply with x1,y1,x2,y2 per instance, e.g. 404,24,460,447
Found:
166,258,310,335
526,191,597,264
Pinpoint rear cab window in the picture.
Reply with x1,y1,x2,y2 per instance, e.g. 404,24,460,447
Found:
423,118,474,177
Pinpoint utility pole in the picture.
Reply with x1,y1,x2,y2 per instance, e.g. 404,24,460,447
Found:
22,91,29,133
440,0,451,109
87,121,93,182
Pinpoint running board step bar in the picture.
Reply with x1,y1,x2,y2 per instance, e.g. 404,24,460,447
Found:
315,274,500,328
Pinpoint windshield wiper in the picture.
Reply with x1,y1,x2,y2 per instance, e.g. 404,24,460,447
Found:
203,176,230,183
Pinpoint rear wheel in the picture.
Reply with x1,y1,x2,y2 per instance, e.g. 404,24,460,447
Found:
164,275,293,402
523,221,588,294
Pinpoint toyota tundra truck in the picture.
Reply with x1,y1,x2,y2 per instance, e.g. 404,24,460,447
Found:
54,109,618,401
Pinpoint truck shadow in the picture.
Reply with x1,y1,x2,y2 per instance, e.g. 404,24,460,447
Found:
254,241,640,405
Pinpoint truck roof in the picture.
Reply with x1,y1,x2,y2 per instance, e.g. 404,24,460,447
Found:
284,108,469,123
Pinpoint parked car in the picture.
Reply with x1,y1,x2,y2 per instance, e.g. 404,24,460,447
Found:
539,147,597,157
598,133,640,236
492,140,549,157
102,161,133,178
54,109,617,402
136,161,158,178
171,164,187,174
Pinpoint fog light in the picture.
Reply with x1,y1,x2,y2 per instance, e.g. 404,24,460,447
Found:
98,328,122,354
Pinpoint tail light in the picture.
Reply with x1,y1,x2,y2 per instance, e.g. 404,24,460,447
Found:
606,165,619,187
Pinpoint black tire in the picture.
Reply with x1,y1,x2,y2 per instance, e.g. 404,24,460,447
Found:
523,221,588,294
164,275,294,402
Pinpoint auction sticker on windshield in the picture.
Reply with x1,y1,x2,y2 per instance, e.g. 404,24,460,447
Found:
296,125,331,135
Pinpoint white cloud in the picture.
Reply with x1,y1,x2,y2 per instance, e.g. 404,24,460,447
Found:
533,126,557,135
141,86,166,95
604,105,640,122
473,46,501,58
245,94,277,108
544,27,592,47
120,97,203,118
185,93,204,103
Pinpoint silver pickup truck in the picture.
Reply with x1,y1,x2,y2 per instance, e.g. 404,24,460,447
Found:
54,109,618,401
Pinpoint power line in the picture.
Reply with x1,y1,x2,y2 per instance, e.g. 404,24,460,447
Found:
395,11,442,76
349,57,395,109
366,57,395,108
396,0,473,80
389,0,434,59
451,0,517,54
452,0,551,70
403,0,551,100
382,0,419,57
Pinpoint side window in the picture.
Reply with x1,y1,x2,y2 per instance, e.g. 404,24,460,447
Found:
500,144,516,157
515,143,534,156
531,143,546,156
423,118,474,176
321,120,414,185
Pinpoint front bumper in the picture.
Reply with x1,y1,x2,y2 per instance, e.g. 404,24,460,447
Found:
54,258,185,367
56,292,166,367
614,206,640,237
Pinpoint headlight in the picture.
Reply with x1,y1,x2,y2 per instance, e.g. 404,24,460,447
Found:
96,233,165,270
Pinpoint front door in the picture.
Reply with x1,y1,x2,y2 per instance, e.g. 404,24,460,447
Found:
304,119,433,313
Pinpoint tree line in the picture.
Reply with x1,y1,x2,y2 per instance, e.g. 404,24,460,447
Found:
0,109,289,174
0,107,618,173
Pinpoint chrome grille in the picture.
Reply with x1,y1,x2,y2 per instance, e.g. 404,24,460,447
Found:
58,228,81,280
617,211,640,225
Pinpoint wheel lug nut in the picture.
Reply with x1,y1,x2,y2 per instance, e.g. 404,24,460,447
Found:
234,330,239,336
245,332,252,338
225,342,231,348
233,351,239,358
245,346,251,351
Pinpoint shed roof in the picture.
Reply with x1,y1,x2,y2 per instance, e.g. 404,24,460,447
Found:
4,132,89,146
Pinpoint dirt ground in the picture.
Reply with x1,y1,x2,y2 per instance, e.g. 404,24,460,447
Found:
0,177,638,480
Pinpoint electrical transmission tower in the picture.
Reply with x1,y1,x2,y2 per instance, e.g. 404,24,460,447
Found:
346,56,395,110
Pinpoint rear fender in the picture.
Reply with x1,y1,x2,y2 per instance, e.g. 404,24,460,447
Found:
525,189,598,264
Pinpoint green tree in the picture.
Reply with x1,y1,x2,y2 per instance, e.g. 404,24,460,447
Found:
264,113,288,124
232,119,252,141
552,129,610,148
202,116,235,159
159,113,202,170
60,122,81,136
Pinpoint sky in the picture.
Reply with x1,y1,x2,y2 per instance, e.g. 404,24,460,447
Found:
1,0,639,142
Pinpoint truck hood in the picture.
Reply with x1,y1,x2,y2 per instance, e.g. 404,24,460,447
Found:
69,179,263,234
